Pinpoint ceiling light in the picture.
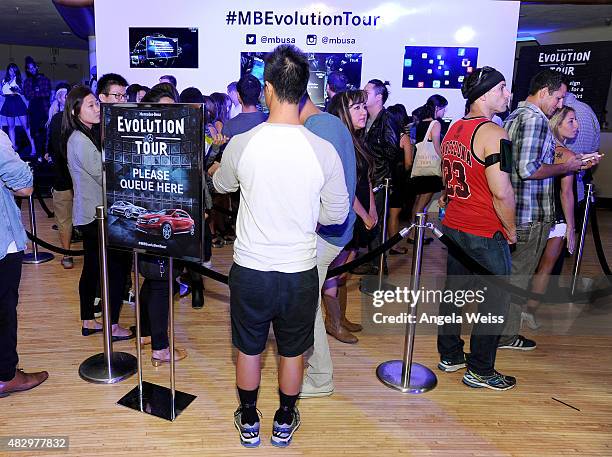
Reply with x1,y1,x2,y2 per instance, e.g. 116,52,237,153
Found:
454,26,476,44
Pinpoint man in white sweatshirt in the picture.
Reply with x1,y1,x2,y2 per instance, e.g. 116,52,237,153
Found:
211,44,349,448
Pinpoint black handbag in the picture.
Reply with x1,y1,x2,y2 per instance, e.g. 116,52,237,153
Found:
138,254,181,281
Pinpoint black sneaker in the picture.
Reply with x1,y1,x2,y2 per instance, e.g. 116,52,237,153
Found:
271,407,301,447
438,353,467,373
498,335,536,351
233,407,260,448
462,369,517,391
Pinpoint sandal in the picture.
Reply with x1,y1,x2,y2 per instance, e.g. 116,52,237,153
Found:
212,236,225,248
151,348,188,367
389,247,407,255
61,256,74,269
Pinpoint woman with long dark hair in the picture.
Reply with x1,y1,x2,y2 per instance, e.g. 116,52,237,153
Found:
64,85,133,340
1,64,36,154
386,103,413,254
322,90,378,343
406,101,445,243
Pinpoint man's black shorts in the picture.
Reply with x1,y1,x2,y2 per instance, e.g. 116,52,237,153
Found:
228,263,318,357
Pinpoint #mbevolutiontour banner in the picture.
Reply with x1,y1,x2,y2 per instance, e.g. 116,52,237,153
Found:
102,103,203,262
513,41,612,122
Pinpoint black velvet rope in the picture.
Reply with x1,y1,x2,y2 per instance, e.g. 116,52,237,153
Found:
590,205,612,279
434,229,612,303
25,230,85,256
34,188,54,218
326,232,406,278
183,261,229,284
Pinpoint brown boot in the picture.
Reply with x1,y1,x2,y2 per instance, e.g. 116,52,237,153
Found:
0,369,48,398
323,293,358,344
338,284,363,332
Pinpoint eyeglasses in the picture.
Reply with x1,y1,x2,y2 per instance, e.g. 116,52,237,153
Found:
474,66,495,86
104,92,128,101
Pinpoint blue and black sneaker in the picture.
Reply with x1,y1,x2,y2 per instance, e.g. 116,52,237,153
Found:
462,369,516,391
233,407,261,448
271,407,301,447
437,353,467,373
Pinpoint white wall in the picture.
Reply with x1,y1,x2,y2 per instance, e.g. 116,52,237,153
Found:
95,0,520,120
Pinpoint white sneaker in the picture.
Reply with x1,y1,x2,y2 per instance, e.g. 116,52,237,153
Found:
93,297,102,318
521,312,541,330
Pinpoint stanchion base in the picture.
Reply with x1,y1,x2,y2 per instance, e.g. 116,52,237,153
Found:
22,252,55,264
376,360,437,394
359,277,395,297
79,352,137,384
118,381,197,421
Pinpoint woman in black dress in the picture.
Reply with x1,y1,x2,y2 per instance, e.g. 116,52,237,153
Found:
1,64,35,154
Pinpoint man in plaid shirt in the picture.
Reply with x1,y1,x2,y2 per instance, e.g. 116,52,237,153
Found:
499,70,589,351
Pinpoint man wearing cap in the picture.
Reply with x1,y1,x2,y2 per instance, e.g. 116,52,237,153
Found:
437,66,517,390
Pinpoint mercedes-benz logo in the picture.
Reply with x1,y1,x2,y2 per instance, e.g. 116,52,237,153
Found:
145,133,154,142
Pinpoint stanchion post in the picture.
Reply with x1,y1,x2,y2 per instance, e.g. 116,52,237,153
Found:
377,178,391,288
571,184,595,296
401,213,427,389
99,207,113,373
168,257,176,420
376,212,437,394
79,205,137,383
133,251,144,404
22,193,54,264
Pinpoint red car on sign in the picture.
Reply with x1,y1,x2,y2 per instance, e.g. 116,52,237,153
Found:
136,209,195,240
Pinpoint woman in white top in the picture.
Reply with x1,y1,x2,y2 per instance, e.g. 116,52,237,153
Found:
1,64,35,154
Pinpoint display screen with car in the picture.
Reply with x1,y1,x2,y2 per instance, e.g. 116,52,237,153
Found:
136,209,195,240
109,201,148,219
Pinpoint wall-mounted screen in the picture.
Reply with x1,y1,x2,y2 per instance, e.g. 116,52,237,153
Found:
240,52,363,108
402,46,478,89
129,27,198,68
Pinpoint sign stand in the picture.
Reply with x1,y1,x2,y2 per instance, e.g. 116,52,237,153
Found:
117,254,196,421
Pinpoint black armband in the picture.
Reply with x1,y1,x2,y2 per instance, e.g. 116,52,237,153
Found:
485,140,512,173
500,139,512,173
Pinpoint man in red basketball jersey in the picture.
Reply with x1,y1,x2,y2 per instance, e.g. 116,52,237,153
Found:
437,67,517,390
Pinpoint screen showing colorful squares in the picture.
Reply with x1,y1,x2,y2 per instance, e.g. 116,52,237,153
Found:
402,46,479,89
240,52,363,108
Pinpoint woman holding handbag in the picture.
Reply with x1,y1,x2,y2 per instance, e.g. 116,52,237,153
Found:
406,103,446,244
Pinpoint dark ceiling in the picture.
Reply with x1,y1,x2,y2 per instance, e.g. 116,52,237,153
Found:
0,1,611,50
